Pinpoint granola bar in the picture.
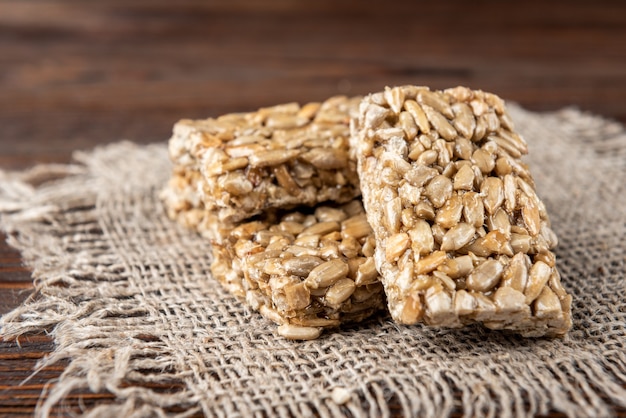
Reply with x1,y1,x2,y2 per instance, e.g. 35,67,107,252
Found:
168,96,362,223
352,85,572,337
208,200,385,339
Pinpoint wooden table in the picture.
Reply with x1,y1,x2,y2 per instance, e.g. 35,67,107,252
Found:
1,1,625,416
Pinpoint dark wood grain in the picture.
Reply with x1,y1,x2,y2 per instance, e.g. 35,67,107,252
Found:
1,0,625,416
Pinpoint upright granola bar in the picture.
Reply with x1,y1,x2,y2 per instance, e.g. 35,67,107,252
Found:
167,96,362,223
208,200,385,340
352,86,572,337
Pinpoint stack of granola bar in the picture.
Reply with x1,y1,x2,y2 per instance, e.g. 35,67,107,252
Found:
162,86,572,339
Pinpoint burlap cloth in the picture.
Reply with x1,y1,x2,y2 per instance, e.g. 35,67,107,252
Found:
1,106,625,418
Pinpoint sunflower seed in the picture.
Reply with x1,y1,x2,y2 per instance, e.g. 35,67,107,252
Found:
365,103,391,128
418,89,454,119
399,111,419,141
386,232,411,262
451,102,476,139
462,192,485,228
385,86,406,114
481,177,504,214
404,100,431,134
453,164,475,190
501,252,529,292
524,260,552,304
533,286,563,319
422,105,457,140
325,278,357,308
408,219,435,256
436,195,464,228
472,148,495,174
440,223,476,251
277,324,322,340
425,175,453,208
283,256,325,277
466,259,504,292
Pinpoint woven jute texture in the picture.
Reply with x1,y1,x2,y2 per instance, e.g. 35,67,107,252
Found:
1,106,625,418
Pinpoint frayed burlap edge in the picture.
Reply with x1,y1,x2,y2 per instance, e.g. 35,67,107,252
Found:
1,106,625,418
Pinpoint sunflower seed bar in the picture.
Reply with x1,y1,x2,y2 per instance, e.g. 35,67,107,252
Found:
352,85,572,337
209,200,385,339
167,96,362,223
